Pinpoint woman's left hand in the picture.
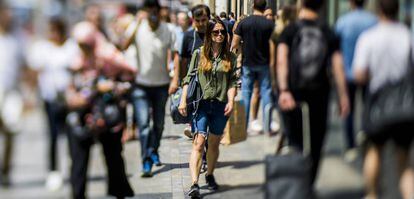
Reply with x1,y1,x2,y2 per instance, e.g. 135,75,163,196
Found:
224,101,234,116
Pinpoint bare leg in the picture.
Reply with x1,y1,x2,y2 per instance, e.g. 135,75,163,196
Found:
190,134,207,184
206,134,221,176
363,144,382,199
396,147,414,199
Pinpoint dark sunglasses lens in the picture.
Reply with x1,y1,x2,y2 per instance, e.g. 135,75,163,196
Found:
212,30,226,36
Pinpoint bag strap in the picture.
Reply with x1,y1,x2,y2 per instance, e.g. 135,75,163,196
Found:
189,49,201,77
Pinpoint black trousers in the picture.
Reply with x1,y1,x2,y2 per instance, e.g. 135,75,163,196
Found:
44,101,66,172
68,128,134,199
281,90,329,185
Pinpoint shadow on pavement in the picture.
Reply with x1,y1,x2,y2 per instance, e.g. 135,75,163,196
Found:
133,192,172,198
216,160,263,169
151,163,189,176
200,183,263,198
316,188,364,199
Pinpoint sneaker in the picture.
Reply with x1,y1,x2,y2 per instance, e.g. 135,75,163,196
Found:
270,120,281,133
248,120,263,135
187,184,200,198
205,174,219,190
344,148,358,163
141,161,153,178
151,153,162,166
184,126,193,139
45,171,63,192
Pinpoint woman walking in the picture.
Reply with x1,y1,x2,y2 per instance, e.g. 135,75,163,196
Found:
179,18,238,198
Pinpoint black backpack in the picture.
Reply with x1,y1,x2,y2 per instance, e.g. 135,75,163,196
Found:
289,21,328,92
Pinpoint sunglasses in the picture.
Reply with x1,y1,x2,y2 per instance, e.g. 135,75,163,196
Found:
212,29,226,36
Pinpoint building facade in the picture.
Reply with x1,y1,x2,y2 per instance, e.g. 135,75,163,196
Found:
190,0,412,29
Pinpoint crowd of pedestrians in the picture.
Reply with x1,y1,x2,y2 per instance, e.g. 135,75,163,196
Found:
0,0,413,198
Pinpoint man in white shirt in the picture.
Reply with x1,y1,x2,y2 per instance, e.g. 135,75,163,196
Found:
130,0,177,177
353,0,414,198
0,4,25,186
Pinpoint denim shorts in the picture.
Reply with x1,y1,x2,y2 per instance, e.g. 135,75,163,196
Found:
191,100,229,137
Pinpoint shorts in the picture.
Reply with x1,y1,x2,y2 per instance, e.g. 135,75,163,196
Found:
367,123,414,150
191,100,229,137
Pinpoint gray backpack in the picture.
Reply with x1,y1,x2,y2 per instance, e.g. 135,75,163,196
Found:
289,21,328,91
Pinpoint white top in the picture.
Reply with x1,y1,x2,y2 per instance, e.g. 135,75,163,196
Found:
28,39,79,101
134,20,177,86
353,22,413,93
0,34,24,91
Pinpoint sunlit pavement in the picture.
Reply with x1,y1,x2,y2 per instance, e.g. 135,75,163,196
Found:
0,98,402,199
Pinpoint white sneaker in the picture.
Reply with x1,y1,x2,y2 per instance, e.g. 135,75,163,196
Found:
344,148,358,163
248,120,263,135
270,121,281,133
45,171,63,192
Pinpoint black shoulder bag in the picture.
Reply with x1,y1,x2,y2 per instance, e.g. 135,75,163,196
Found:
170,49,202,124
363,48,414,138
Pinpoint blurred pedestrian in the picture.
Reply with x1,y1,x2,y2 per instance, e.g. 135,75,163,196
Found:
179,17,238,198
248,6,277,135
277,0,349,185
264,7,275,21
231,0,275,133
128,0,177,177
67,21,135,199
84,4,108,38
353,0,414,198
335,0,377,161
219,12,231,38
27,17,78,191
175,11,191,56
229,12,236,24
0,4,25,186
159,6,178,79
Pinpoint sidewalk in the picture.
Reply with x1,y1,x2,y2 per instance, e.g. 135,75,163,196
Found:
0,102,366,199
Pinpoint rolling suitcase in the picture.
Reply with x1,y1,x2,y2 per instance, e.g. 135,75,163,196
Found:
265,103,313,199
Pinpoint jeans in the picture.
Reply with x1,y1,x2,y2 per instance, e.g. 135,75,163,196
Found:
345,82,357,149
241,65,272,126
345,82,367,150
131,85,169,163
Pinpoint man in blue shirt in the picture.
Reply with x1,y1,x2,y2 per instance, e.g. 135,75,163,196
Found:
335,0,377,155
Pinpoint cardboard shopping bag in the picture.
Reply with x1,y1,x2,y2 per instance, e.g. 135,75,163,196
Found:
221,100,247,145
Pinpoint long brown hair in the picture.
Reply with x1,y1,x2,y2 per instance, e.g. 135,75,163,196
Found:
199,17,232,72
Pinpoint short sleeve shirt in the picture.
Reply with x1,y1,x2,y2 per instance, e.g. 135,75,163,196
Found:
181,29,205,59
234,15,274,66
135,20,177,86
353,23,413,93
335,9,377,80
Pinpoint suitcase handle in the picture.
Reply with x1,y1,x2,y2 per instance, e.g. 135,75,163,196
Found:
275,102,311,157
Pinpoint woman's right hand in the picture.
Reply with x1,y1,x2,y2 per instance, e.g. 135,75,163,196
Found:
178,101,187,117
